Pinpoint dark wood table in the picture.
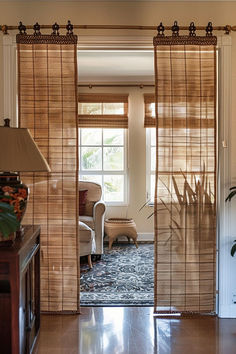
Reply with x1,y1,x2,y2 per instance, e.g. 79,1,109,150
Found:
0,225,40,354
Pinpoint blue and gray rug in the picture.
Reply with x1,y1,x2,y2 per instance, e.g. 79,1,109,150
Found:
80,242,154,306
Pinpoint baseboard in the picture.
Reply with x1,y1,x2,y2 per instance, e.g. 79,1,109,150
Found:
218,304,236,318
137,233,154,242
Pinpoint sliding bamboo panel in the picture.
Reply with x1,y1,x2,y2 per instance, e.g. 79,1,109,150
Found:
17,32,79,312
153,34,217,314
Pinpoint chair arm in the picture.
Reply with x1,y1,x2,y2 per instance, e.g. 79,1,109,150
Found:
93,201,106,221
93,201,106,254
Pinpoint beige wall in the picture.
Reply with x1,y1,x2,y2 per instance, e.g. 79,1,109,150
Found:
1,1,236,234
0,1,235,27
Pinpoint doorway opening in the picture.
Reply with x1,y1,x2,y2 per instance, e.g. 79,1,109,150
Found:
78,46,155,306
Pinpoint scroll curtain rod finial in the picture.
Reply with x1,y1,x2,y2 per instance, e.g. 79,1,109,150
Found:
206,22,213,36
52,22,60,35
33,22,41,35
66,20,74,35
157,22,165,37
189,22,196,37
18,21,26,35
172,21,179,36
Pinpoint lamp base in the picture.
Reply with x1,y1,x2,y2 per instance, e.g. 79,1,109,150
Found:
0,173,28,227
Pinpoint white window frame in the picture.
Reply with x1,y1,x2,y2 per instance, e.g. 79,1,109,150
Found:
79,127,128,206
146,127,155,205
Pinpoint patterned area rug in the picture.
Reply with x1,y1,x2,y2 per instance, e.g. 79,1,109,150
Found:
80,242,154,306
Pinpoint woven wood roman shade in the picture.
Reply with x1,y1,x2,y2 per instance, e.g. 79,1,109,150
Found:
78,93,128,128
17,23,79,313
153,22,217,314
144,94,155,127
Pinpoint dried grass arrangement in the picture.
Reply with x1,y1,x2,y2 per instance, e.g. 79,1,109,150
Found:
158,166,216,247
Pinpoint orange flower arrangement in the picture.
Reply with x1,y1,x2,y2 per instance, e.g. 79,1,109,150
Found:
2,186,14,193
18,188,27,199
0,184,28,221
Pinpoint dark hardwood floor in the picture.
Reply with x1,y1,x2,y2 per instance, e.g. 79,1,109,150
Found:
34,307,236,354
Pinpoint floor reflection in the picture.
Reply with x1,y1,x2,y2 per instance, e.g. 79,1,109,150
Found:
35,307,236,354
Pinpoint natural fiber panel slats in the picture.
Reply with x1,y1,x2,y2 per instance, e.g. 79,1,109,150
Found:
78,115,128,128
78,93,128,128
17,35,79,313
153,37,217,314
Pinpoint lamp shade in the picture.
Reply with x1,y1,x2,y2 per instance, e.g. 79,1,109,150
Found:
0,125,50,172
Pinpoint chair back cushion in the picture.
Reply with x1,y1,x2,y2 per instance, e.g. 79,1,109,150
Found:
79,189,88,215
79,181,102,216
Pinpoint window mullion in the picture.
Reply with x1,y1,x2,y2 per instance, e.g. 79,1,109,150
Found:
102,128,104,194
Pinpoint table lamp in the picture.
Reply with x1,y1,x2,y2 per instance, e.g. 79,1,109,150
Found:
0,118,50,235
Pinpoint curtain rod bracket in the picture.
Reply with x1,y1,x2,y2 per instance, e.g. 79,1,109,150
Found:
2,25,8,35
224,25,231,35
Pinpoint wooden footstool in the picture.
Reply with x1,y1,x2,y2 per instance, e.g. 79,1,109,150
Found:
104,218,138,250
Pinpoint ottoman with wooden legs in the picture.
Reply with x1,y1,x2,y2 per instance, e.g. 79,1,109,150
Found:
104,218,139,250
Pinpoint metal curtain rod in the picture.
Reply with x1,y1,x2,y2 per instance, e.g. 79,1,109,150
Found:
78,84,155,88
0,23,235,34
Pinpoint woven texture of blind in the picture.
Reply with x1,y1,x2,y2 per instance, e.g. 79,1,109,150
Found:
153,35,217,314
78,94,128,128
17,34,79,313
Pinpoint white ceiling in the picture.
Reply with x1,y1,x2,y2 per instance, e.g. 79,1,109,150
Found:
77,50,154,84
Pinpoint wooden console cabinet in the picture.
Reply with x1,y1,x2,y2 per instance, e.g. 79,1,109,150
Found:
0,225,40,354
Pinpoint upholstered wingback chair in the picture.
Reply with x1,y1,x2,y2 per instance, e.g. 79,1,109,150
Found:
79,181,106,256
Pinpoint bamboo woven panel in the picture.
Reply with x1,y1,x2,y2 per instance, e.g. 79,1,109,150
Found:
153,38,217,314
17,38,79,312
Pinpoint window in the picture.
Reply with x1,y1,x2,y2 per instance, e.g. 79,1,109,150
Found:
78,94,128,204
79,128,127,204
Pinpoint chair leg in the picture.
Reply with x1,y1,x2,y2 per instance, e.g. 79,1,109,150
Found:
87,255,93,269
